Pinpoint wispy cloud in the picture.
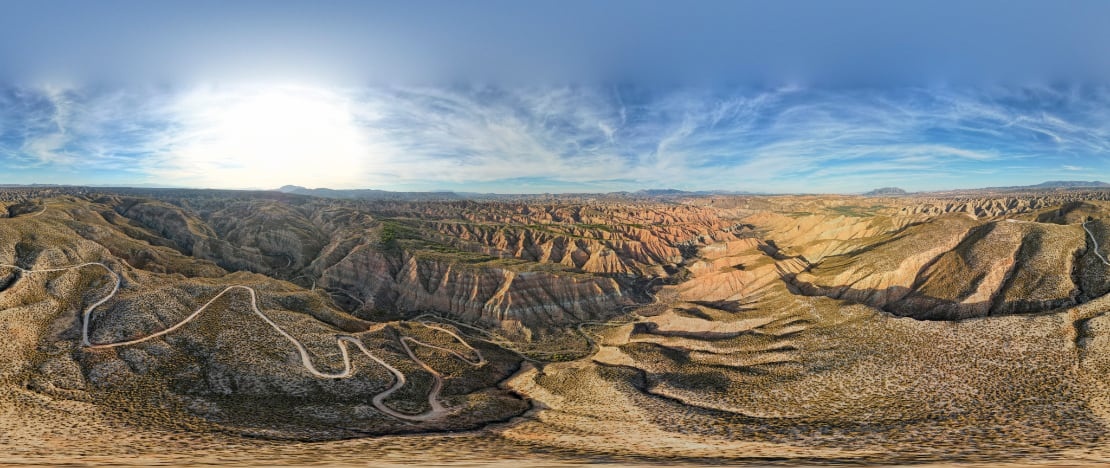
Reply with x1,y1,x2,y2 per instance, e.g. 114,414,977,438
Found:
0,84,1107,192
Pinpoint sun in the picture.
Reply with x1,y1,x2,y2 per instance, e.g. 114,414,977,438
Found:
167,85,368,189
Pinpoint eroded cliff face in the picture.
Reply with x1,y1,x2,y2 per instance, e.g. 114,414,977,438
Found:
7,186,1110,461
898,197,1058,217
85,194,745,331
498,196,1110,459
367,202,738,277
743,211,929,263
688,193,1110,322
0,198,528,439
110,198,217,254
77,190,1110,328
412,221,683,276
748,212,1100,320
108,197,332,278
896,191,1110,218
316,246,629,329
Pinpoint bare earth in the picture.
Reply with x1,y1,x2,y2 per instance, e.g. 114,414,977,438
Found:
1,186,1110,466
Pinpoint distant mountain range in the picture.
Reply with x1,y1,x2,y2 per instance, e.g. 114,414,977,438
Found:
629,188,757,196
279,181,1110,202
1017,180,1109,189
863,187,909,196
861,181,1110,197
4,181,1105,200
957,180,1110,193
277,185,760,201
277,185,465,201
277,181,1110,201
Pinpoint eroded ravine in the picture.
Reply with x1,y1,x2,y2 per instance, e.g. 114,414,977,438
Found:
0,260,486,422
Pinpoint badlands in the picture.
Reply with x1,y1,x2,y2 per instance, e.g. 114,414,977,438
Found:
1,184,1109,465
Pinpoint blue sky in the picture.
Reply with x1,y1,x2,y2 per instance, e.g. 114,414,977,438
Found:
1,1,1108,193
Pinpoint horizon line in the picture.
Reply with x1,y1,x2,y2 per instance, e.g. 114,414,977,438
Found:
1,180,1107,197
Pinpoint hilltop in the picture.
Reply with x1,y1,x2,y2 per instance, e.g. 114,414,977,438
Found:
863,187,908,196
0,184,1109,464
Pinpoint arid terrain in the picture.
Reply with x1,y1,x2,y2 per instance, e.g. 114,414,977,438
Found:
2,184,1110,466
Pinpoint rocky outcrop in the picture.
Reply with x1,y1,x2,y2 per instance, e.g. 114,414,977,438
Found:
743,211,928,263
111,198,216,254
7,185,1110,457
98,195,737,323
897,197,1055,218
896,191,1110,218
317,245,631,330
413,220,687,276
108,197,338,279
790,218,1089,319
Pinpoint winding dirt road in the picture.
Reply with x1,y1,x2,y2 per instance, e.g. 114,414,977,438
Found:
1085,221,1110,267
27,204,48,218
0,202,49,219
0,261,484,422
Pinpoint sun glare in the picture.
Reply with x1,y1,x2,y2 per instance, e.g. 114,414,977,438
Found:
168,86,368,188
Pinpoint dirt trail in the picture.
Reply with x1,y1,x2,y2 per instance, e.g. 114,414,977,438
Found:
0,261,484,422
1085,221,1110,266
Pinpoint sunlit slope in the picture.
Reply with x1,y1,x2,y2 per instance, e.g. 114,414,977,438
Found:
0,197,526,439
783,214,1105,319
73,193,743,331
4,188,1110,463
507,203,1110,461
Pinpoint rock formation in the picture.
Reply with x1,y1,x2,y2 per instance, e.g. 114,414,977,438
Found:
3,185,1110,464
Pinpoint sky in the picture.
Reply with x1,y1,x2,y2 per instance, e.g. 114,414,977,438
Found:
1,1,1108,193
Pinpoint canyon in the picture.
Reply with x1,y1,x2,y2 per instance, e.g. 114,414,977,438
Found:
1,184,1109,465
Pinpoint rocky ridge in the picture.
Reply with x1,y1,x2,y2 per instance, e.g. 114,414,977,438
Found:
3,186,1110,463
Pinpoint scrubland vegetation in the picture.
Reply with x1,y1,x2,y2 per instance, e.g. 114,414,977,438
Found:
1,186,1110,464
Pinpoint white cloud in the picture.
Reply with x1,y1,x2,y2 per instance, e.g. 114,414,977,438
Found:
14,85,76,165
1,84,1108,192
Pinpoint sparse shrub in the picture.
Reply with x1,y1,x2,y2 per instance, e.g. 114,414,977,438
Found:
379,222,398,245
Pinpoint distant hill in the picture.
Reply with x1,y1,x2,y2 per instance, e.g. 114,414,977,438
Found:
922,180,1110,197
277,185,760,201
970,180,1110,192
627,188,758,197
863,187,908,196
1025,180,1109,189
277,185,463,201
634,188,691,196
